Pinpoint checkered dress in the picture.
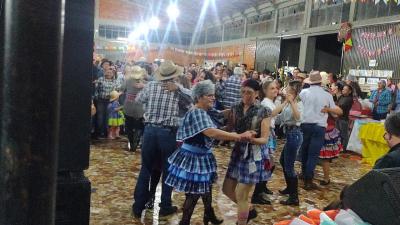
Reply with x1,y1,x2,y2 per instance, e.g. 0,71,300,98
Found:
226,103,273,184
165,108,218,194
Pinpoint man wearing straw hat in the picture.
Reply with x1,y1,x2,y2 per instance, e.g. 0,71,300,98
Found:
299,71,342,190
132,60,192,218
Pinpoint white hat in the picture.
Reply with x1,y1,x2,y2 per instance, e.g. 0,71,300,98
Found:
125,65,145,79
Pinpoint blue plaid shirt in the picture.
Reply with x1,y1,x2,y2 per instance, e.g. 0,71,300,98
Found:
136,81,192,127
221,75,242,109
369,89,392,114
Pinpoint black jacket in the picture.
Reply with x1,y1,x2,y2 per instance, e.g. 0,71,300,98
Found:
374,143,400,169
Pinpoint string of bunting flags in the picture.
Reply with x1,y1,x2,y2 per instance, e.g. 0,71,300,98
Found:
339,0,400,5
169,47,241,58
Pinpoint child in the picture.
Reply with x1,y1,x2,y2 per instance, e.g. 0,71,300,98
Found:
107,90,124,139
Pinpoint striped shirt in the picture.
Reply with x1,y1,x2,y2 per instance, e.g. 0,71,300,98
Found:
136,81,192,127
222,75,242,109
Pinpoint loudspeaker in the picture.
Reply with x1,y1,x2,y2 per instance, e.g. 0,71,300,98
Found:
342,167,400,225
57,0,94,172
56,172,91,225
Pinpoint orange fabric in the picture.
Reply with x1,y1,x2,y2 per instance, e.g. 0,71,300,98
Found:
325,210,340,220
299,215,317,225
274,220,292,225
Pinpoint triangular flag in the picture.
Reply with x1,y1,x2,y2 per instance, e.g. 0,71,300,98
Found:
344,33,353,52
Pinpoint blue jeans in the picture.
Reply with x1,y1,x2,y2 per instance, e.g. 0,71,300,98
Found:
133,125,177,213
300,123,326,179
280,128,303,178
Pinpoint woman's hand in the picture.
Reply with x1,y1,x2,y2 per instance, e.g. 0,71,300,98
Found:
239,130,257,141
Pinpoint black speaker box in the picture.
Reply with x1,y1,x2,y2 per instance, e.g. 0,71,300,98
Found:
56,172,91,225
342,167,400,225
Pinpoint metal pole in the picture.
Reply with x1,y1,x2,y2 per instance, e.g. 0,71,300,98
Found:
0,0,63,224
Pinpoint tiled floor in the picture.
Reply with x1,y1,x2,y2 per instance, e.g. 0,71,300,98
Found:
87,138,371,225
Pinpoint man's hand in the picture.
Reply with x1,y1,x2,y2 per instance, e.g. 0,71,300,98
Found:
321,106,330,114
163,82,179,92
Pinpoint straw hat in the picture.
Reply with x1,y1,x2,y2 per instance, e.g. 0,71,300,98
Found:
297,73,307,79
309,71,322,84
109,90,120,102
125,65,145,80
155,60,183,81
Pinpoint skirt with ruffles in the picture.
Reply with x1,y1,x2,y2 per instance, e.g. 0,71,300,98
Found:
226,143,272,184
165,143,217,194
319,128,343,159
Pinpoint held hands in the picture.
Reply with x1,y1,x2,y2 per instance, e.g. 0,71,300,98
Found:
163,82,179,92
239,130,257,142
321,106,330,114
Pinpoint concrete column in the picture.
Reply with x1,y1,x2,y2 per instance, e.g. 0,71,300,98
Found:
298,35,316,72
273,9,279,33
0,0,63,224
349,0,357,22
304,0,314,29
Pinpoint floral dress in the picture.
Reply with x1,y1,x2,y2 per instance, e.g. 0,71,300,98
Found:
226,102,272,184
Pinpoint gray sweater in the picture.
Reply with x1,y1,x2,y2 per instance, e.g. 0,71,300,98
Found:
122,77,145,118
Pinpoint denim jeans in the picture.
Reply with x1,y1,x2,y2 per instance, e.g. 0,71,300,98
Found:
280,128,303,178
300,123,326,179
133,125,177,213
94,98,109,137
336,119,349,151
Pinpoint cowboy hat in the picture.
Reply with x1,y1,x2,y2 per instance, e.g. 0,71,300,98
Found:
155,60,183,81
109,90,121,102
125,65,145,80
309,71,322,84
297,73,307,79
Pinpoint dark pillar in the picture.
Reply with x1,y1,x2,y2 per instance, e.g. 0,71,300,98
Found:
0,1,63,225
55,1,94,225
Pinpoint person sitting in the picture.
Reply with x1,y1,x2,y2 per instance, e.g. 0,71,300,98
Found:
374,112,400,169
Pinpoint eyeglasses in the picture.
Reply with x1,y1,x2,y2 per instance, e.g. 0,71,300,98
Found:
241,90,255,95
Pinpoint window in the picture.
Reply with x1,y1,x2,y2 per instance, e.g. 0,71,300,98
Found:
277,1,306,32
355,0,400,21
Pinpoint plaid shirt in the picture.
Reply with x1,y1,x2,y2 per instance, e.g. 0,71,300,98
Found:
95,77,119,100
369,88,392,114
136,81,192,127
221,75,242,109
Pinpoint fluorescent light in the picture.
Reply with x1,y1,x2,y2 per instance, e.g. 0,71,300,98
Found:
148,16,160,30
167,3,180,20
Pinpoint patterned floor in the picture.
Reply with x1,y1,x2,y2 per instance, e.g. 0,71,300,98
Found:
86,138,372,225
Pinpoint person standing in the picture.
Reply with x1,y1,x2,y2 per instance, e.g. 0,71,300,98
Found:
336,84,354,151
369,80,392,121
166,80,254,225
221,67,243,109
222,79,272,225
132,60,192,218
299,71,342,190
122,65,146,151
278,80,303,205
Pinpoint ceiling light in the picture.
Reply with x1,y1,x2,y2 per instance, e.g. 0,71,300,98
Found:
137,22,149,35
148,16,160,29
167,3,180,20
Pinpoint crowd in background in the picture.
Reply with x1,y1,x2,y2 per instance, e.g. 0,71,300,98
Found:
89,57,400,225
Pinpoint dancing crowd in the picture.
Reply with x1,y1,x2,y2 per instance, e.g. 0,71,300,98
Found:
90,58,400,225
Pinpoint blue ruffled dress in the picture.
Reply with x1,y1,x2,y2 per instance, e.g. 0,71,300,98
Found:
165,108,217,194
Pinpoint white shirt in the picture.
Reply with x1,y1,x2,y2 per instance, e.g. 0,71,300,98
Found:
261,98,276,128
299,85,336,128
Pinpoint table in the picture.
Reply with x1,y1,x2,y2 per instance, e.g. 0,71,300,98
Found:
358,122,389,166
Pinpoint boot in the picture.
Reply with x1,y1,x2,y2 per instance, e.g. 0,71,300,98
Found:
280,178,299,206
279,174,289,195
304,178,318,191
203,207,223,225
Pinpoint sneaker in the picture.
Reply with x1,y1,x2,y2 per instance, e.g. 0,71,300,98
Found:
159,206,178,217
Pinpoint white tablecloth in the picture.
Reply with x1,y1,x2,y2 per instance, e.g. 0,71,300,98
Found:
347,119,377,154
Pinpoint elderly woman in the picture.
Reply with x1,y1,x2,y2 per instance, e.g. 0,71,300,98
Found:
222,79,272,225
166,80,254,225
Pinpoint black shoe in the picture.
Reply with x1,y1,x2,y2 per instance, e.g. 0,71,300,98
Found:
320,179,331,186
203,207,223,225
159,206,178,217
251,193,271,205
280,178,299,206
279,188,289,195
264,187,273,195
145,196,155,209
248,208,257,223
131,205,142,219
304,178,319,191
